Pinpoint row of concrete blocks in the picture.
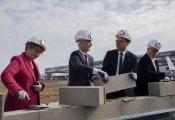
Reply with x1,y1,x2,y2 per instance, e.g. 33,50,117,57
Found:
58,73,136,107
59,73,136,106
2,96,175,120
58,74,136,107
59,77,175,107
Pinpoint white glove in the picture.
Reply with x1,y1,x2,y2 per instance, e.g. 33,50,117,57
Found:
93,68,104,75
165,77,170,80
129,72,137,80
93,68,109,83
160,78,170,82
33,83,42,92
16,90,30,101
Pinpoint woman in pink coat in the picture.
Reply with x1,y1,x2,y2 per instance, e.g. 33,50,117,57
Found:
1,37,46,111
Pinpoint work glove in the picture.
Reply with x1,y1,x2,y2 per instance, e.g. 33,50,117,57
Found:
33,82,43,92
129,72,137,81
93,68,109,83
160,77,170,82
16,90,30,101
160,78,170,82
165,77,170,80
90,75,98,83
121,97,136,102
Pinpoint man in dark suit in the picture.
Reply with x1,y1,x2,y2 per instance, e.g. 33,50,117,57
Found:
135,39,165,96
102,30,137,99
68,29,108,86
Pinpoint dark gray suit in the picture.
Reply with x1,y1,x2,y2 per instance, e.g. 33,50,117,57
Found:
134,53,165,96
68,50,94,86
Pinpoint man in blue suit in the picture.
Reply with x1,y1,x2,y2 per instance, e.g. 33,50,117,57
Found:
68,29,108,86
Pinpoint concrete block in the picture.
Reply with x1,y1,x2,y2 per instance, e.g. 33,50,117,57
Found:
94,73,136,93
171,95,175,107
148,82,175,96
4,110,39,120
121,97,150,116
149,96,172,111
0,94,4,120
39,105,85,120
168,95,175,107
85,99,121,120
59,86,105,106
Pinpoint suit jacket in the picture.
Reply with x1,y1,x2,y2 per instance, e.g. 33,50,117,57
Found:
134,53,165,96
102,49,137,98
68,50,94,86
1,52,44,111
102,49,137,76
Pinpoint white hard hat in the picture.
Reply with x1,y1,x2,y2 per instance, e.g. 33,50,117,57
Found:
147,39,161,50
116,30,131,42
27,37,46,50
75,29,92,42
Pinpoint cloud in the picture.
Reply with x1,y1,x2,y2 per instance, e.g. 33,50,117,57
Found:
0,0,175,73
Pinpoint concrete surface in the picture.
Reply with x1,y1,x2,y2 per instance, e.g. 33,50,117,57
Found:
148,82,175,96
94,73,136,93
85,99,121,120
59,86,105,106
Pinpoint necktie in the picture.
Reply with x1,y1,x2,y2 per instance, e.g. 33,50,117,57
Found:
118,52,123,74
84,54,88,65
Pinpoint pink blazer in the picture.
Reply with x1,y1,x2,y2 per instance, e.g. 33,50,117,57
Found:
1,52,45,111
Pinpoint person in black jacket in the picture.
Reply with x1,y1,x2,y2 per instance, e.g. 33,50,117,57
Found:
134,39,165,96
102,30,137,98
68,29,108,86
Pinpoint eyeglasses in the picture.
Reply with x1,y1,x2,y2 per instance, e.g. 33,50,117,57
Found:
116,40,128,43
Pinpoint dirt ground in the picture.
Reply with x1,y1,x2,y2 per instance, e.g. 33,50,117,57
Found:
0,80,67,104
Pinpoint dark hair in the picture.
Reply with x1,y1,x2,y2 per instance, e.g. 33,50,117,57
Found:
25,42,45,52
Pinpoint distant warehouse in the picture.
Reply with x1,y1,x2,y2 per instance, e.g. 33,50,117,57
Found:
45,50,175,80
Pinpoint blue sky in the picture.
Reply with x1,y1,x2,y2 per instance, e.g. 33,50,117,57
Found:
0,0,175,74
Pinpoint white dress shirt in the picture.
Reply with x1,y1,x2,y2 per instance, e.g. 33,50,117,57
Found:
147,54,157,72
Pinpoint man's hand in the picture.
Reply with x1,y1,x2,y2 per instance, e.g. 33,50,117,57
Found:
129,72,137,80
93,68,109,83
33,83,43,92
16,90,30,101
98,71,109,83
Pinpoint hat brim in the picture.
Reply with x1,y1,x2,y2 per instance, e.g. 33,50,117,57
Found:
116,35,131,43
26,42,46,51
76,38,92,42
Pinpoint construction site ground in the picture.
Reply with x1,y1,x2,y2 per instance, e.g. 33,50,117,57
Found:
0,80,67,104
